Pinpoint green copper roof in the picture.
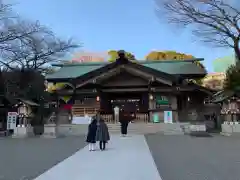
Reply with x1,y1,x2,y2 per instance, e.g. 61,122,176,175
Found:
46,59,206,80
142,60,205,75
46,64,104,79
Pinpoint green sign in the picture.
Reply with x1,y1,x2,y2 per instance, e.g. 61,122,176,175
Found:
153,113,160,123
156,95,169,105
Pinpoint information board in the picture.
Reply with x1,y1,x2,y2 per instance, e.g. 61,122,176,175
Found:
7,112,18,130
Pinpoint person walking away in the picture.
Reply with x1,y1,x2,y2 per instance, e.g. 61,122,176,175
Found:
86,119,98,151
96,119,110,151
120,113,130,136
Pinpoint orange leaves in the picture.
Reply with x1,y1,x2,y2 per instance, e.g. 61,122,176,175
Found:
145,51,205,69
145,51,195,61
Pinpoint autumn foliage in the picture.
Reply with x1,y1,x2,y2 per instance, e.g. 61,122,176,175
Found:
145,51,205,69
108,50,136,62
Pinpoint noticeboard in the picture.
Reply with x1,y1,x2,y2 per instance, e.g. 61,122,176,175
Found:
7,112,18,130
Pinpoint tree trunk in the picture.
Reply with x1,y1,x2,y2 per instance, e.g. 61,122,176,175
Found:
234,40,240,63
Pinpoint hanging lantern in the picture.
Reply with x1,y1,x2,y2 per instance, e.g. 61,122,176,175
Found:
96,96,100,102
149,94,153,100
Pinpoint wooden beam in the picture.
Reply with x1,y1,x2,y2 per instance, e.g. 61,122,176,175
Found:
76,66,122,88
123,66,173,86
102,88,148,92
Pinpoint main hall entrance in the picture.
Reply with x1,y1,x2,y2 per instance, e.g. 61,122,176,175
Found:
100,92,149,122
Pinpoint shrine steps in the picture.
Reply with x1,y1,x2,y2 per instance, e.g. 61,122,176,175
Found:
44,123,186,136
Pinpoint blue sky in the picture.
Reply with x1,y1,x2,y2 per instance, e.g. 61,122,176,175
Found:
11,0,233,72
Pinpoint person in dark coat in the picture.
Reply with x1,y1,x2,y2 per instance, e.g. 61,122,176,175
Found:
86,119,98,151
96,119,110,151
120,113,130,136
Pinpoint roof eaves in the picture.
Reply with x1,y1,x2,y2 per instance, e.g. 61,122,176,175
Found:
139,58,204,64
51,58,204,67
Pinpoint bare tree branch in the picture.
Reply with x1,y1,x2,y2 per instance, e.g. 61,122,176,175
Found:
2,30,79,71
0,1,80,71
155,0,240,61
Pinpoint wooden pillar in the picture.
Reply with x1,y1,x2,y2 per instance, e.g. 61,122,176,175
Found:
52,82,59,124
70,83,76,122
148,80,154,123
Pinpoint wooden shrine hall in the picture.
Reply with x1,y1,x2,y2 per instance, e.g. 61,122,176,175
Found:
46,51,213,123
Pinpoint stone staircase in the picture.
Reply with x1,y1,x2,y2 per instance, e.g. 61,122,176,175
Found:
107,123,185,135
44,123,187,137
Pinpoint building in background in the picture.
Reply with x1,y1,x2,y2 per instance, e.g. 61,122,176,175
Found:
202,54,235,90
71,51,108,63
202,72,225,90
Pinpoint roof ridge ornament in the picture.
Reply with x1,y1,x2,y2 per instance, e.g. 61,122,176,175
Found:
116,50,129,64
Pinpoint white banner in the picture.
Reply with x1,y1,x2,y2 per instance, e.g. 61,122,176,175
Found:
164,111,173,123
72,116,92,124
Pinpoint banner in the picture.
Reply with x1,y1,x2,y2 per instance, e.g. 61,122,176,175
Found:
164,111,173,123
60,96,72,103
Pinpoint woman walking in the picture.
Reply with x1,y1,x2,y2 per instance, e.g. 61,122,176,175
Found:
96,119,110,151
86,119,98,151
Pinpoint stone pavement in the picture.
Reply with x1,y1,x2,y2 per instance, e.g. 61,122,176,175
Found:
34,135,162,180
145,134,240,180
0,136,87,180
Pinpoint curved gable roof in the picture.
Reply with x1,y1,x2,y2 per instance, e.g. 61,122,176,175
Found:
46,59,206,80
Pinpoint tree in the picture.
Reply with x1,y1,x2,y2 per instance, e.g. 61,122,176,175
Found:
1,68,45,100
224,64,240,90
108,50,136,62
156,0,240,61
0,1,79,71
0,2,47,66
1,67,48,134
1,23,78,72
145,50,205,69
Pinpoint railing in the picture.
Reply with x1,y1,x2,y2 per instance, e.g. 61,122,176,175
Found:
135,113,149,123
72,107,99,116
102,114,114,123
101,113,149,123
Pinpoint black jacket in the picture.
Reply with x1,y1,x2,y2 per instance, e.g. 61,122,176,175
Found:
86,123,97,143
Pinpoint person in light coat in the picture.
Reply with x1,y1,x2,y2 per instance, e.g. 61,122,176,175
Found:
96,119,110,151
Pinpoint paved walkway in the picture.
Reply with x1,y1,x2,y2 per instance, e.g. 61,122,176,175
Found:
34,135,162,180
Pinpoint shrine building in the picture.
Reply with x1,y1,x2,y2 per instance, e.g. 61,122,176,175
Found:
46,52,213,123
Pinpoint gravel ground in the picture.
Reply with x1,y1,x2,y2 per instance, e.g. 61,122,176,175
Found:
0,136,87,180
145,134,240,180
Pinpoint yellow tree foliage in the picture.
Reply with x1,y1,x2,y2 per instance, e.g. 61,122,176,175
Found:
108,50,136,62
145,51,205,69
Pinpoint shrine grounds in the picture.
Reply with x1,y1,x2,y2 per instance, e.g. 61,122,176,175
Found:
0,134,240,180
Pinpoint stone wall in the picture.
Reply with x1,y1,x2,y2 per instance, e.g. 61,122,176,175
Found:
221,122,240,135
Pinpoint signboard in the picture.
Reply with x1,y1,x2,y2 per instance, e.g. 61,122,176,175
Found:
164,111,173,123
156,95,169,105
7,112,18,130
